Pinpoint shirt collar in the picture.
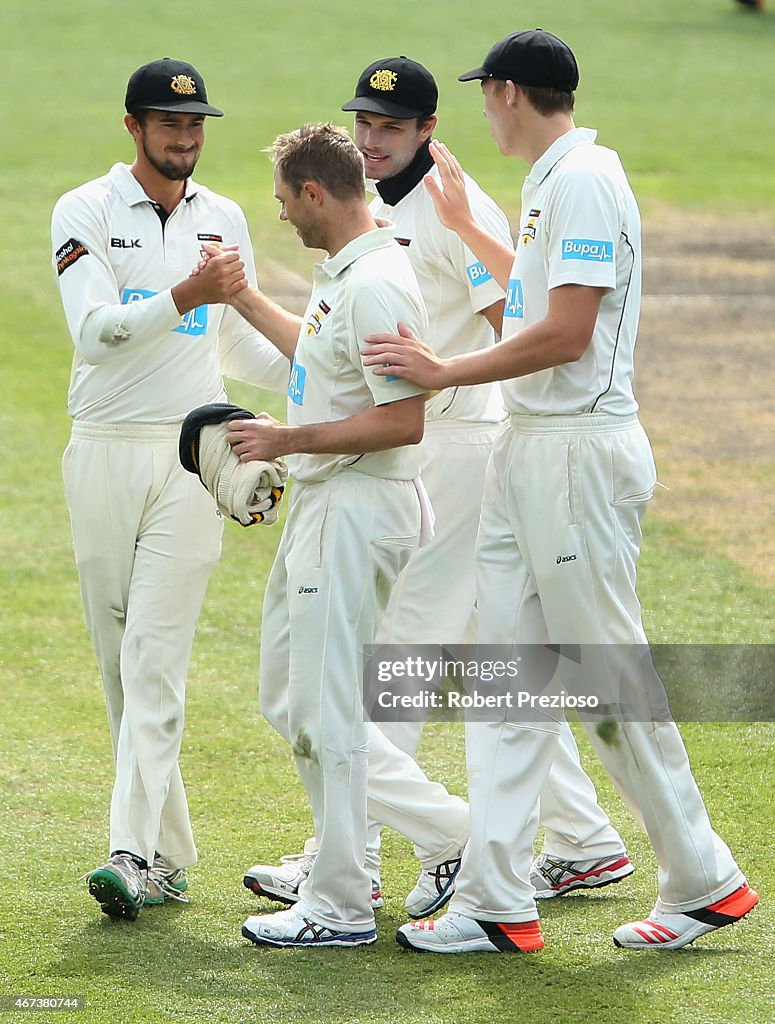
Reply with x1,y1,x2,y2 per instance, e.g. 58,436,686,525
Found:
317,225,397,280
109,162,202,207
526,128,598,186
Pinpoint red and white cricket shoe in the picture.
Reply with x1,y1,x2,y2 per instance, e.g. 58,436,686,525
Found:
396,911,544,953
613,881,759,950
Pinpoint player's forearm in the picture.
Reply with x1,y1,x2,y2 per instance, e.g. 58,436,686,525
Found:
231,286,301,360
440,318,591,388
71,290,183,364
454,221,515,291
276,398,425,457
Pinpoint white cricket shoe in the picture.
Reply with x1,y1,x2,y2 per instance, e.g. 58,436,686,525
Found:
242,906,377,948
243,838,384,909
531,853,635,899
397,911,544,953
613,881,759,950
405,850,463,919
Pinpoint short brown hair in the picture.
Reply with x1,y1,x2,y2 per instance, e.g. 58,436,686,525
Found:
520,84,575,116
268,122,365,200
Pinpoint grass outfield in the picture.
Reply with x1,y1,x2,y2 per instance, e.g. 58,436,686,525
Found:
1,0,773,1021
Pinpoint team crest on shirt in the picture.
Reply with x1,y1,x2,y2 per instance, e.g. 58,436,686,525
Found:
305,300,332,336
521,209,541,247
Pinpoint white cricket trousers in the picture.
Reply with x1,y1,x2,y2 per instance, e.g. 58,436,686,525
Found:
369,418,624,869
259,473,469,933
451,414,744,922
63,422,222,868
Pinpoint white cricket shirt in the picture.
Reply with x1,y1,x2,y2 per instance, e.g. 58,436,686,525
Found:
501,128,642,416
286,227,427,483
370,166,512,423
51,163,289,423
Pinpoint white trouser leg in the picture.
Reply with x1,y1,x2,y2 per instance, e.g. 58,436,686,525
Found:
537,722,629,860
454,418,743,920
259,477,468,930
63,426,221,867
450,430,557,920
367,421,497,870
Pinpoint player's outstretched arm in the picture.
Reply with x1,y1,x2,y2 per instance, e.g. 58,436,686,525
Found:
230,286,301,361
364,284,606,388
226,395,425,463
426,141,514,289
194,242,301,359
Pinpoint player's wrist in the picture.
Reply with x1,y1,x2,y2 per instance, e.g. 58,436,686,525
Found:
437,357,458,390
275,423,303,457
171,279,197,316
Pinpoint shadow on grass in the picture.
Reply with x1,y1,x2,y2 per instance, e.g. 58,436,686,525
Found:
42,895,757,1024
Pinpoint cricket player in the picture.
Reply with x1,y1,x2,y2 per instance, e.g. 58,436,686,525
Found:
363,30,758,952
246,56,635,919
220,123,469,948
51,58,289,920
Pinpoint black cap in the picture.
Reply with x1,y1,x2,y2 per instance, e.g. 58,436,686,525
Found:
458,29,579,92
125,58,224,116
342,57,437,119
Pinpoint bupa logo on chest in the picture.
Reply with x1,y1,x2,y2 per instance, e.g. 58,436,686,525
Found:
121,287,208,336
504,278,524,319
288,357,307,406
561,239,614,263
466,261,493,287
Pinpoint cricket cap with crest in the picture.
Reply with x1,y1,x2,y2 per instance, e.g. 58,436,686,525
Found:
125,58,224,116
342,56,437,119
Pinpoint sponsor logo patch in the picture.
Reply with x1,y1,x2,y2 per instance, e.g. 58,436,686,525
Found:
297,586,319,594
288,357,307,405
504,278,524,319
111,237,142,248
197,233,224,243
561,238,614,263
55,238,89,276
121,287,208,335
305,299,332,336
466,261,493,287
